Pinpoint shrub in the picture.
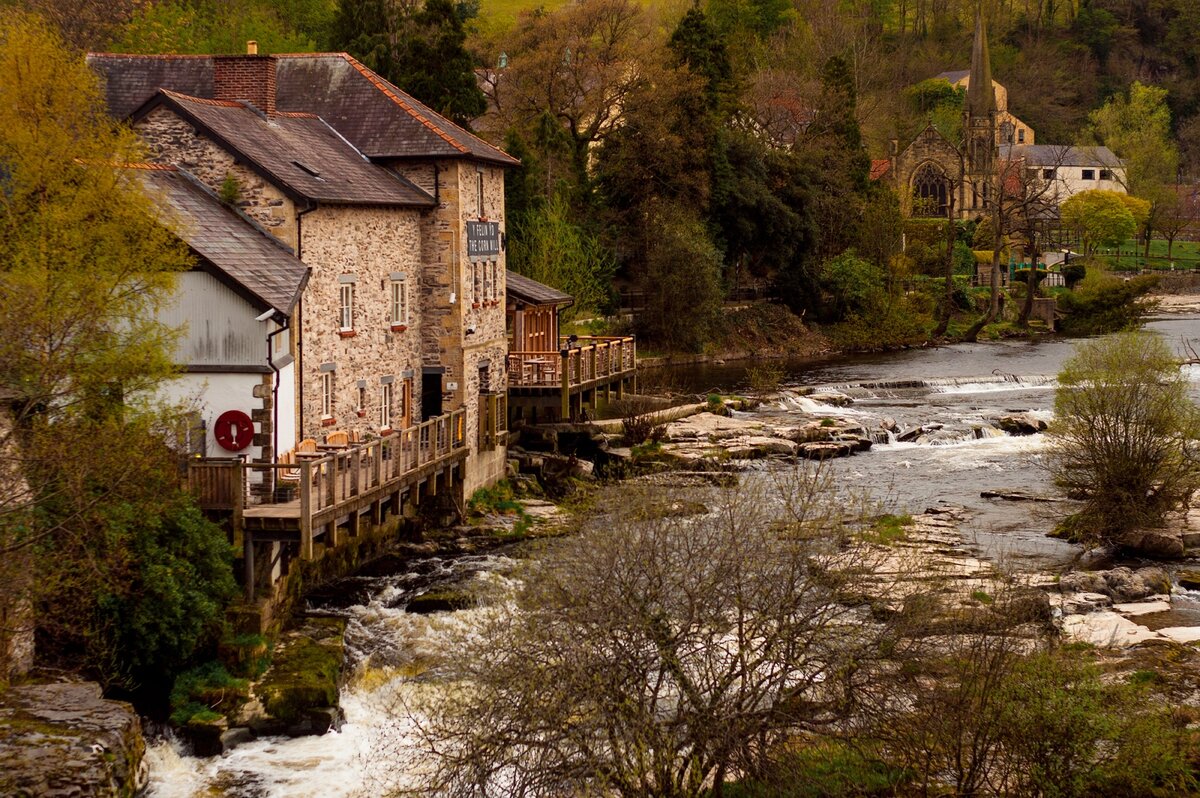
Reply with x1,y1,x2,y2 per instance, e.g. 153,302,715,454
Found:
747,364,785,394
1048,332,1200,546
1056,268,1158,335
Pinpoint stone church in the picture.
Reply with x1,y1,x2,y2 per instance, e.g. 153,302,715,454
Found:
878,9,1003,220
876,10,1126,220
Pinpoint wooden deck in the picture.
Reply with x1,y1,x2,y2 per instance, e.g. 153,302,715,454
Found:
508,336,636,422
188,410,468,599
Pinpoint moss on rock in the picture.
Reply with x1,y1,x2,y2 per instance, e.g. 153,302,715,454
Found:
256,617,346,725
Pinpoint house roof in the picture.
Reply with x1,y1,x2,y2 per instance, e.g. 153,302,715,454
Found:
935,69,971,84
132,164,309,314
870,159,891,180
1001,144,1123,168
506,270,574,308
136,90,435,207
87,52,519,167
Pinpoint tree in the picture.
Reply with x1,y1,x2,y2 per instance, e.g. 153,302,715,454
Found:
1059,189,1137,255
115,0,317,55
1048,332,1200,548
1086,82,1179,249
508,193,615,320
0,12,232,689
389,470,911,797
333,0,485,127
474,0,650,201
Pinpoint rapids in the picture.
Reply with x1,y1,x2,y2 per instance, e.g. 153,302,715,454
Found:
144,312,1200,796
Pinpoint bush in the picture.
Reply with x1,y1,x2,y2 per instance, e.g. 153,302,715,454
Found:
1056,268,1158,335
1048,332,1200,546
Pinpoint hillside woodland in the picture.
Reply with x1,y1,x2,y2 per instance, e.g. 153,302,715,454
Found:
8,0,1192,349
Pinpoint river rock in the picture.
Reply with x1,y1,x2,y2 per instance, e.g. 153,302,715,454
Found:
1058,567,1173,602
896,424,942,443
236,617,346,739
807,391,854,407
0,681,146,797
797,441,855,460
997,414,1048,435
1118,528,1186,560
980,489,1062,503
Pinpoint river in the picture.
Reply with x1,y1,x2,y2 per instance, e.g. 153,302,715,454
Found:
144,313,1200,797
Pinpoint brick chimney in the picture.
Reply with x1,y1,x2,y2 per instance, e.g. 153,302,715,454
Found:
213,45,277,116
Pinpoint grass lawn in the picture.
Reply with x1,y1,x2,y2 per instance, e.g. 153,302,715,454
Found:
473,0,684,32
1089,238,1200,271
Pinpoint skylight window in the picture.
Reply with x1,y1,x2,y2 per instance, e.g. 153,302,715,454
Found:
293,160,322,178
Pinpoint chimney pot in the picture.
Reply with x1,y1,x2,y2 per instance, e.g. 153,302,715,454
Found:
247,40,258,55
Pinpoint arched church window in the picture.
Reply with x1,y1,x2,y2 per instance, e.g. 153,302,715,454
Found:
912,163,950,218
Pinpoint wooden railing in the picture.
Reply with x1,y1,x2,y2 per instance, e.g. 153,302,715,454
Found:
478,392,508,450
188,409,468,527
508,336,635,389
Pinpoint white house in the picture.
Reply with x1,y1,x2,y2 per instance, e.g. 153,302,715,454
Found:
1002,144,1127,200
137,164,309,468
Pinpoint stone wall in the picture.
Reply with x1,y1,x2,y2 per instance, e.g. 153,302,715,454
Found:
893,126,964,218
390,160,508,495
297,205,424,440
136,107,298,247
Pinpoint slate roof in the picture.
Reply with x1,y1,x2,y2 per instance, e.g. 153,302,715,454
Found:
935,69,971,84
1001,144,1123,168
133,164,309,314
87,52,518,166
506,270,574,308
137,90,435,207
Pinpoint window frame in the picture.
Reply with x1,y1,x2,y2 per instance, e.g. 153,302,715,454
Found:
339,282,355,331
321,371,334,418
1042,168,1056,180
1099,169,1112,181
390,278,408,329
1082,169,1096,181
381,381,393,430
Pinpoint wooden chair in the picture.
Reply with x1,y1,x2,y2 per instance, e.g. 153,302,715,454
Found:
297,438,318,454
325,430,350,447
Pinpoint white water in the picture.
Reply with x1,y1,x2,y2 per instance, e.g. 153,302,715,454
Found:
146,314,1200,796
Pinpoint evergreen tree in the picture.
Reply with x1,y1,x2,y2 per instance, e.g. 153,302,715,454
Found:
333,0,485,126
393,0,486,126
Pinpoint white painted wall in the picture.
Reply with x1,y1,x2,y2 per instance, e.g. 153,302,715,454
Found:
1050,166,1127,199
275,360,297,455
158,372,264,460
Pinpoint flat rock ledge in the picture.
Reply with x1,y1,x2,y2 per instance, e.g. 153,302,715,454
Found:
0,682,146,797
634,412,879,469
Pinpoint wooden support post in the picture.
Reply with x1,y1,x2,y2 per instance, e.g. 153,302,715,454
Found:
428,471,438,496
391,490,402,517
560,350,570,421
243,530,255,602
372,499,383,526
300,460,314,560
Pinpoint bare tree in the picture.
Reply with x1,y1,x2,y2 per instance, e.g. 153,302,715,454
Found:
383,468,923,797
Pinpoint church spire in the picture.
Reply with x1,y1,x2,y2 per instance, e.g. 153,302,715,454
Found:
966,5,993,117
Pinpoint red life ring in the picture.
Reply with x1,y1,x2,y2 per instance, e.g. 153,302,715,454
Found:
214,410,255,452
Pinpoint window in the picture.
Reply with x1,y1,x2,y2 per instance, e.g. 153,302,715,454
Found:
477,169,485,216
339,282,355,330
482,262,490,303
381,381,393,430
1042,168,1056,180
490,262,499,302
1082,169,1096,181
1099,169,1112,180
390,278,408,328
1017,128,1025,144
321,371,334,417
357,384,366,414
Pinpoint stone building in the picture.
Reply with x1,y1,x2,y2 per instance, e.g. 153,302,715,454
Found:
89,48,518,494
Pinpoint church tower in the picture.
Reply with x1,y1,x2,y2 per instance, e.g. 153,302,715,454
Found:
962,5,996,216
